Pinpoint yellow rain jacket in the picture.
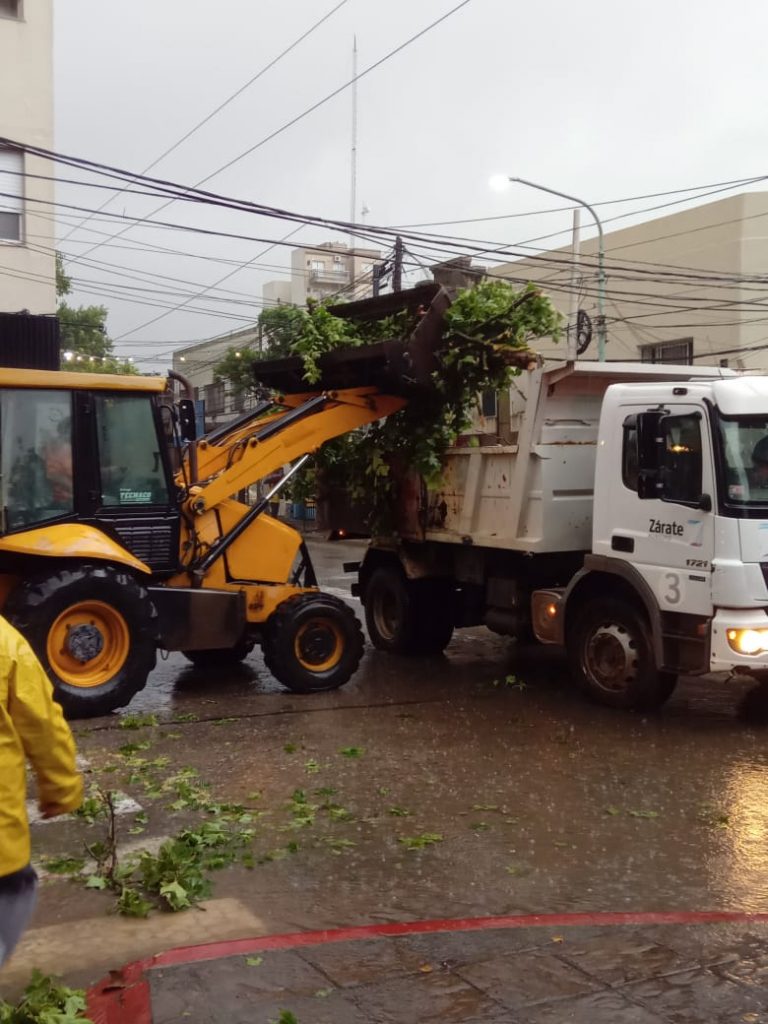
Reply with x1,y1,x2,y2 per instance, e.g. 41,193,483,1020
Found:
0,618,83,877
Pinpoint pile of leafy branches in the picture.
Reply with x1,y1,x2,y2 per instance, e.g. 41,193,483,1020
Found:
0,971,92,1023
316,280,562,529
214,302,361,393
216,280,562,529
65,782,255,919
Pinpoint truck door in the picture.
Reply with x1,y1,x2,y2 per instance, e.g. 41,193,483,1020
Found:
606,405,715,617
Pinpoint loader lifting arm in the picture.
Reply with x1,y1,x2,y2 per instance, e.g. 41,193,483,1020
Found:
184,386,407,516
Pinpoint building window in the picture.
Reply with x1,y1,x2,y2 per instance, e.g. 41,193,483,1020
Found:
333,262,347,274
639,338,693,364
0,148,23,242
481,389,498,418
0,0,21,18
311,260,324,272
204,381,225,416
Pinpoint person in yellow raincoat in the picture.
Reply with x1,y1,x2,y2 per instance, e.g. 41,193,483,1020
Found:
0,618,83,969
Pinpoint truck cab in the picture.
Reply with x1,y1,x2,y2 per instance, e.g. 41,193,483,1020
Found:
583,375,768,680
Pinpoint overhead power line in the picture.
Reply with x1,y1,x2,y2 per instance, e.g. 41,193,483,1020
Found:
395,175,768,228
55,0,477,279
57,0,351,248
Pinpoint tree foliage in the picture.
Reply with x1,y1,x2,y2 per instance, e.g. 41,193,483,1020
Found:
213,303,357,396
56,252,134,375
214,279,562,529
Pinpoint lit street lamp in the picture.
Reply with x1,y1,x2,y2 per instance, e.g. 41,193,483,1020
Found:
491,175,607,361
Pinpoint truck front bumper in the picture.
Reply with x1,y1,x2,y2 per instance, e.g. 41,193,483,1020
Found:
710,607,768,673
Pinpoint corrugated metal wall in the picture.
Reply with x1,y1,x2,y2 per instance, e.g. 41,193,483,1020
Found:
0,312,60,370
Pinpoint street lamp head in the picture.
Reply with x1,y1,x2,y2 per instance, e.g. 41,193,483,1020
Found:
488,174,512,193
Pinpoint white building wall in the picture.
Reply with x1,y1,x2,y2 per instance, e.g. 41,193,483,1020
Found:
0,0,55,314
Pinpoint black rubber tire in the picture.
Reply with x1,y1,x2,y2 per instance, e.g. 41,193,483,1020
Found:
182,639,254,670
263,592,364,694
364,566,454,656
5,564,157,719
567,598,677,711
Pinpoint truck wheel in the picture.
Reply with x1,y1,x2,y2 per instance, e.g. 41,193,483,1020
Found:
182,639,254,670
263,592,364,693
364,567,454,655
5,565,157,719
567,598,677,710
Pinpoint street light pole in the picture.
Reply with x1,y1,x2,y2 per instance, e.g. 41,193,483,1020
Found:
508,177,606,361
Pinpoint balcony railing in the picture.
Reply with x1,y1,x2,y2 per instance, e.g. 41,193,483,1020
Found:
309,268,350,285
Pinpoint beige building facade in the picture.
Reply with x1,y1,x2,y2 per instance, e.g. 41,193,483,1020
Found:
0,0,56,314
493,192,768,372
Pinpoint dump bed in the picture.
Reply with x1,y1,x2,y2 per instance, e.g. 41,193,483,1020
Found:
397,362,735,553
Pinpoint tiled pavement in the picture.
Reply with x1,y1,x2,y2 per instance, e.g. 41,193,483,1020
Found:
88,915,768,1023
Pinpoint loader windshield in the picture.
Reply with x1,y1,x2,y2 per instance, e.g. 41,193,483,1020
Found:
716,415,768,508
0,389,74,530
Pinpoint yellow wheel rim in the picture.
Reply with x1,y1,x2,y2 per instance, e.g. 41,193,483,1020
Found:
47,600,131,688
294,617,344,673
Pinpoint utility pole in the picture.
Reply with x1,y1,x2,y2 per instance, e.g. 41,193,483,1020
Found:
567,208,580,363
393,235,403,292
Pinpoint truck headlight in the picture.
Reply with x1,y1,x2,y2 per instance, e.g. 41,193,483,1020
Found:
727,628,768,655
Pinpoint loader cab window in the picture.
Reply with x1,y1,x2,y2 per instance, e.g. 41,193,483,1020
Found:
94,394,170,507
0,389,74,530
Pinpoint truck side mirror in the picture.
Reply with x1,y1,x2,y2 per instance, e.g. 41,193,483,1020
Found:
178,399,197,442
629,411,665,500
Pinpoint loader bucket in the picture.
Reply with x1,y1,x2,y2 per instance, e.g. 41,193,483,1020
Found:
250,283,452,396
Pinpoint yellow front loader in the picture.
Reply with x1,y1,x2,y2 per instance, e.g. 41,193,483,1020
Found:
0,284,449,717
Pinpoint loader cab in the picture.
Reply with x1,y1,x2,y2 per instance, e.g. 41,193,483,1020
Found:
0,382,181,572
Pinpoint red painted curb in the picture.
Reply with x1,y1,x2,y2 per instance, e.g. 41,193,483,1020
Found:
86,910,768,1023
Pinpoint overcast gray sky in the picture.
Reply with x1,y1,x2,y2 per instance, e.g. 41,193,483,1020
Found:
52,0,768,370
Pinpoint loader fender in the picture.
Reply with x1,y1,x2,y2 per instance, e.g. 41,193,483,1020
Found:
0,524,151,575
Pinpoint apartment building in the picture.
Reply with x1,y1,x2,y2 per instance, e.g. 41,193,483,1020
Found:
0,0,56,313
263,241,381,307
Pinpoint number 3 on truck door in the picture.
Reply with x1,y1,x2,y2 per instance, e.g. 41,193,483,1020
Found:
663,572,682,605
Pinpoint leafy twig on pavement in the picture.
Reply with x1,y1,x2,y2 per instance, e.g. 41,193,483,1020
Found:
0,970,93,1023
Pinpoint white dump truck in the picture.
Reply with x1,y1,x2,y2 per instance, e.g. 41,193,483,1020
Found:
354,360,768,709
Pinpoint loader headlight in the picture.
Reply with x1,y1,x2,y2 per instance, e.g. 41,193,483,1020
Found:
727,628,768,656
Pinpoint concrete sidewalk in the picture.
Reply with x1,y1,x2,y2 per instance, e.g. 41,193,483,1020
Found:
87,912,768,1023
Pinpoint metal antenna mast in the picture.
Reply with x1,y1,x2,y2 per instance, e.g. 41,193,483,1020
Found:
349,35,358,258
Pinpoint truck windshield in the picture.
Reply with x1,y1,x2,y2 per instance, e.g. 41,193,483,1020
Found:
717,415,768,506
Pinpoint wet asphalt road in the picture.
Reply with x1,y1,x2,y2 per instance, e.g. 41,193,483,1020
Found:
18,537,768,990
